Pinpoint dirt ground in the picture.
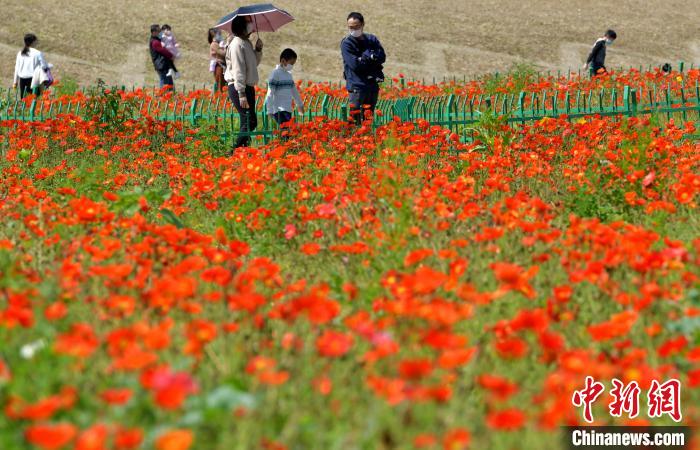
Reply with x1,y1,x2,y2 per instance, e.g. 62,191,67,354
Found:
1,0,699,88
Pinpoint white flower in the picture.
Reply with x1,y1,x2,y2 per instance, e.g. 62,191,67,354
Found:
20,339,46,360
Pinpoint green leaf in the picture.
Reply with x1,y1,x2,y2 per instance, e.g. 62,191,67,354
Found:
205,385,257,411
161,209,185,229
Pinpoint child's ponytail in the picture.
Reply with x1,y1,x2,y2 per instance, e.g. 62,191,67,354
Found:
22,33,37,56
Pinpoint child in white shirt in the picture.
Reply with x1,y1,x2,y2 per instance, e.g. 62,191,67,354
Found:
161,24,181,79
264,48,304,127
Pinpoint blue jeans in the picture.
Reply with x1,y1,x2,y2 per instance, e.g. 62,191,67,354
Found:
158,71,174,88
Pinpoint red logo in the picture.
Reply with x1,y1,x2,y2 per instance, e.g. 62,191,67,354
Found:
573,377,683,423
648,379,682,422
608,378,641,419
572,376,605,423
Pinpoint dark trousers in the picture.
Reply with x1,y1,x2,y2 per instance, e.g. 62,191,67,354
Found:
167,59,178,73
158,71,174,88
273,111,293,141
348,84,379,126
18,77,33,98
228,84,257,149
213,65,225,92
273,111,292,126
590,65,606,77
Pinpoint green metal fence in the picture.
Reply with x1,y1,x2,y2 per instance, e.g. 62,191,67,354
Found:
1,72,699,143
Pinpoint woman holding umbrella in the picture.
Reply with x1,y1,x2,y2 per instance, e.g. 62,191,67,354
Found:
225,15,263,151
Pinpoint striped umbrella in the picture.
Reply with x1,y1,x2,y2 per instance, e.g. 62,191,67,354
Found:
215,3,294,33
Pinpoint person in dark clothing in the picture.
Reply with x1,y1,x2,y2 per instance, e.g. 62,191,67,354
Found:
149,24,175,88
341,12,386,126
584,29,617,77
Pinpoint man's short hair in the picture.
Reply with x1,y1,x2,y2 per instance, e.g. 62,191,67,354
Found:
280,48,297,61
347,12,364,24
605,29,617,40
150,24,161,34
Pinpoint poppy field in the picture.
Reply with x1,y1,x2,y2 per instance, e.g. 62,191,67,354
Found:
0,70,699,450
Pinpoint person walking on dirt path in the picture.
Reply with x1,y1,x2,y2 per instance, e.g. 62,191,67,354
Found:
209,28,227,92
13,33,48,99
225,15,263,152
584,29,617,77
341,12,386,126
149,24,175,88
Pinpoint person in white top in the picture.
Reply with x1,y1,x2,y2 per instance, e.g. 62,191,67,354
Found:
264,48,305,128
13,34,47,98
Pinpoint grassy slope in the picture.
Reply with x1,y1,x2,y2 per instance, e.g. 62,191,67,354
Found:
1,0,699,87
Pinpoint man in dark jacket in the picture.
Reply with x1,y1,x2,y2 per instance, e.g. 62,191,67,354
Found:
584,29,617,77
341,12,386,125
149,24,175,88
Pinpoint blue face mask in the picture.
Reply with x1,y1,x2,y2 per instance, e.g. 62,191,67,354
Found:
606,39,614,46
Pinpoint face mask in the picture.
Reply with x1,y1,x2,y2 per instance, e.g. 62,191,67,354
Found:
247,23,254,34
349,29,363,38
284,64,294,72
606,39,613,46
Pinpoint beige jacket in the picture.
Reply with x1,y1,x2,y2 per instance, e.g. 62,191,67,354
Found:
224,36,262,97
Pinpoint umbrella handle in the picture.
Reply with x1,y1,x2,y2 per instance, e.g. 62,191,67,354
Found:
254,15,259,41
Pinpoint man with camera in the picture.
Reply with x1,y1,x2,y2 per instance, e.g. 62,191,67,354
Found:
341,12,386,126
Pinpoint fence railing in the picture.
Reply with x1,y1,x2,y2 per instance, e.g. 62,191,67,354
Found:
1,60,695,100
1,79,699,143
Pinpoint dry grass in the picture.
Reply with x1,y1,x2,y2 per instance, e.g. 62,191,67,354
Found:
1,0,699,87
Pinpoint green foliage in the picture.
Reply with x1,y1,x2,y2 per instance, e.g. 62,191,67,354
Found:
111,186,172,216
465,107,511,151
53,74,80,97
667,289,700,344
565,186,630,222
83,79,139,130
481,62,538,96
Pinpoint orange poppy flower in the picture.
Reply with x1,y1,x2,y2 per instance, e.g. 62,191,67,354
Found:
155,429,194,450
74,424,109,450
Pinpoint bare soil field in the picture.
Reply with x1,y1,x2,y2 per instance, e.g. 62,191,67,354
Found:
1,0,699,87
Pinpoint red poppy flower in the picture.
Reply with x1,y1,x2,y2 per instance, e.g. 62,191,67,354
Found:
316,330,354,358
486,408,527,430
25,423,78,449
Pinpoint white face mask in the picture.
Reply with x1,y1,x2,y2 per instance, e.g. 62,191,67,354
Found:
246,22,254,34
284,64,294,72
349,29,363,38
